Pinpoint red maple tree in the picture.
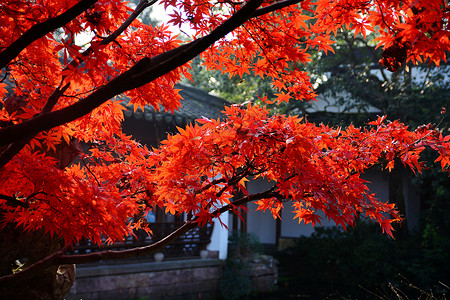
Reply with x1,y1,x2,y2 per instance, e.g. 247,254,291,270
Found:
0,0,449,298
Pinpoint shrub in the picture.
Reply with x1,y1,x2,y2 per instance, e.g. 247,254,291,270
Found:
219,232,263,300
276,219,449,299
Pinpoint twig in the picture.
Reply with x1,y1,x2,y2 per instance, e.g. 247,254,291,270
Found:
0,194,29,208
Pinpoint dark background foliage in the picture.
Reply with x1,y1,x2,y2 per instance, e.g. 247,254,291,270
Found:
275,215,450,299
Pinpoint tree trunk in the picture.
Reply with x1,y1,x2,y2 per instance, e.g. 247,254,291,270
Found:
0,224,75,299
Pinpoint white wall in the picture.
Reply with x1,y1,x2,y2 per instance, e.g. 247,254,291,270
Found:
207,211,229,259
280,205,334,238
246,178,278,244
245,168,394,243
362,168,390,202
246,202,277,244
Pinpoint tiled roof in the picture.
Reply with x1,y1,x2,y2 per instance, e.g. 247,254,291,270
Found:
123,83,229,126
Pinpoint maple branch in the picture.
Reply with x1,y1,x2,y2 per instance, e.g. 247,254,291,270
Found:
42,82,72,113
63,0,157,72
196,164,253,196
0,0,278,146
251,0,304,18
41,0,156,113
56,220,198,264
81,157,102,186
102,0,158,44
0,220,197,284
0,142,27,169
374,0,395,35
195,178,228,195
0,1,155,168
214,185,280,216
0,83,72,169
0,0,98,69
0,194,29,209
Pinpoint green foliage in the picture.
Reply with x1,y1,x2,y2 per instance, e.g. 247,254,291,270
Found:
409,168,450,286
186,30,450,128
129,0,158,27
219,257,253,300
228,231,263,260
185,57,277,105
219,232,263,300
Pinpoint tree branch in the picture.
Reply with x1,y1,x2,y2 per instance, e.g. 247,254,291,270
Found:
101,0,158,45
0,0,98,69
251,0,304,18
0,83,71,169
0,1,155,168
1,0,298,147
0,141,29,169
61,0,157,76
40,0,157,109
0,220,197,284
56,220,197,264
214,185,279,216
0,194,29,208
